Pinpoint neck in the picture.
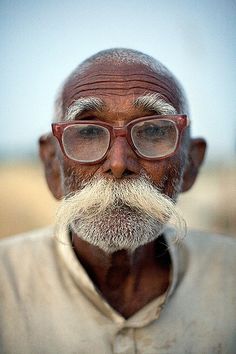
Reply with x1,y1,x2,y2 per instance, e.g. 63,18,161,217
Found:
71,231,171,318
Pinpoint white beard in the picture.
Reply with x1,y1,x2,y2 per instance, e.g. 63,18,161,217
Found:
55,175,186,253
71,205,166,253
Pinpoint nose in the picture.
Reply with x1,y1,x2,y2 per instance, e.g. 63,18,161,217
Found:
101,137,141,179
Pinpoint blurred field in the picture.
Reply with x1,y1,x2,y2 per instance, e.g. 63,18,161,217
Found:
0,161,235,238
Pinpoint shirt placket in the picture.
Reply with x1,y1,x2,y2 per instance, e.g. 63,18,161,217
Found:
113,327,136,354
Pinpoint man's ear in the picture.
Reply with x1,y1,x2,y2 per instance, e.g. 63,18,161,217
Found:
181,138,207,192
39,134,63,200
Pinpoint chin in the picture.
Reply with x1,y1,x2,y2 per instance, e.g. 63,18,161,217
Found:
71,208,166,254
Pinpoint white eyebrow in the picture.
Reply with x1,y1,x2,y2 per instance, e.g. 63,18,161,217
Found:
64,97,104,121
134,93,177,115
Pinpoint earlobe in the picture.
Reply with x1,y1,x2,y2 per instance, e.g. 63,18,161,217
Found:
181,138,207,192
39,134,63,200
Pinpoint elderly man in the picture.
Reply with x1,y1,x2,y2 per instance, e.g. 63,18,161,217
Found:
0,48,236,354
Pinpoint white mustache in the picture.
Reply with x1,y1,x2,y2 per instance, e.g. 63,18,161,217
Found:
55,175,186,251
60,176,174,220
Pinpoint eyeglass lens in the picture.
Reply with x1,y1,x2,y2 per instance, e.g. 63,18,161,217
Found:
131,119,178,158
62,124,110,162
62,119,178,162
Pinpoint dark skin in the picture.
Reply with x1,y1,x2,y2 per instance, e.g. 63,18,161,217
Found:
40,61,206,318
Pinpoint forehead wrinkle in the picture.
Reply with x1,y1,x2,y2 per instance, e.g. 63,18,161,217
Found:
66,85,176,101
67,79,172,96
70,73,170,85
70,69,167,83
80,74,162,84
64,97,105,121
66,76,177,100
72,72,163,81
68,75,173,90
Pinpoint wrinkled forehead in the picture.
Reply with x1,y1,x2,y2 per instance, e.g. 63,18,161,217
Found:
61,62,184,115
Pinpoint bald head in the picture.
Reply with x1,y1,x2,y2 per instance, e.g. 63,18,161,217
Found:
54,48,189,121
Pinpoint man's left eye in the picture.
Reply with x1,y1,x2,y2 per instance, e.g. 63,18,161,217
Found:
142,125,166,138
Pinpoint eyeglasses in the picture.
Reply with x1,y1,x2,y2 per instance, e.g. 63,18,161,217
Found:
52,115,189,164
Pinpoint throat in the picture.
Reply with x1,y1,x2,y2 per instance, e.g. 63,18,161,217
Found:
103,250,170,318
72,233,171,318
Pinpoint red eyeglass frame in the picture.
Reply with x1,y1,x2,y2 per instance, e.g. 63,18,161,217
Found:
51,114,189,164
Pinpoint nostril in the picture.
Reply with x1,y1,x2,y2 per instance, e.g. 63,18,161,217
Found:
105,169,134,177
122,170,134,177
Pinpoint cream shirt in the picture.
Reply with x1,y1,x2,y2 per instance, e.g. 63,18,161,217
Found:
0,226,235,354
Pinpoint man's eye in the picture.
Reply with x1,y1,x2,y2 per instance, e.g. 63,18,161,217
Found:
78,126,104,138
141,125,166,138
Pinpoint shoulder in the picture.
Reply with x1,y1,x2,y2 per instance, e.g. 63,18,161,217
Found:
0,227,55,274
182,229,236,283
185,229,236,255
0,226,54,253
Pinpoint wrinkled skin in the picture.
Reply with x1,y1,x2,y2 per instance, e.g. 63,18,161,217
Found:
40,61,206,318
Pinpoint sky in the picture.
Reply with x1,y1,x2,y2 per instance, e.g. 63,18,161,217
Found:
0,0,236,162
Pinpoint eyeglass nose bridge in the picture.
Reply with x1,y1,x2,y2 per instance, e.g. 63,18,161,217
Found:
112,126,127,138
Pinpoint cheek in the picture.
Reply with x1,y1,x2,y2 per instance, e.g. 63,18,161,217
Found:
61,159,99,193
142,155,185,199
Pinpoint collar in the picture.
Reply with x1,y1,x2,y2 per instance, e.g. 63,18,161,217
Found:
55,226,187,328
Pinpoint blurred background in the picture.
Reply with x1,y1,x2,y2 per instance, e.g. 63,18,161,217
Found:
0,0,235,238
